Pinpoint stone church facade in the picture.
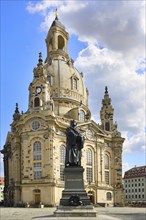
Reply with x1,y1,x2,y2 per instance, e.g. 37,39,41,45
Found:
1,15,125,207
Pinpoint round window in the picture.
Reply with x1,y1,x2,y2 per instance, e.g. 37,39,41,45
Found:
32,121,40,130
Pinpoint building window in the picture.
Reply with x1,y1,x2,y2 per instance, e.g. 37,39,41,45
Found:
79,110,85,122
86,149,93,182
32,121,40,130
107,192,112,200
86,149,92,166
60,165,65,181
86,167,92,182
105,122,110,131
33,141,42,160
72,78,77,90
104,155,109,169
104,154,110,184
34,163,42,179
105,171,109,185
58,35,65,50
60,145,66,163
60,145,65,181
34,97,40,107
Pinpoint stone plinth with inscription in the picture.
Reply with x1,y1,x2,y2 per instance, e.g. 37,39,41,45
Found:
54,166,97,217
60,166,90,206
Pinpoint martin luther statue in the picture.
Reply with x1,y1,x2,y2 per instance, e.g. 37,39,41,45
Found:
65,120,84,167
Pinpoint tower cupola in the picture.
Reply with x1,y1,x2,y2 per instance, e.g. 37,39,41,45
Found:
45,10,69,61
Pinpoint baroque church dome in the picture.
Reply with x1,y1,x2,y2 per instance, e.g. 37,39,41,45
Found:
43,14,90,120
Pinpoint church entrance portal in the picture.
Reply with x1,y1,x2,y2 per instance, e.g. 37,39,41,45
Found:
88,191,95,204
34,189,41,204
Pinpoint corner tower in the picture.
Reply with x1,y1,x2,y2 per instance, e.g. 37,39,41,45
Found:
100,86,117,132
28,52,53,113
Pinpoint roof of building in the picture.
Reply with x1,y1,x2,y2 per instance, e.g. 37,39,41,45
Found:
123,166,146,179
51,12,65,30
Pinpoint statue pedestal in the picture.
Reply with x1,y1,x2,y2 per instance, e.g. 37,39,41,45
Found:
54,205,98,217
54,166,97,217
60,166,90,206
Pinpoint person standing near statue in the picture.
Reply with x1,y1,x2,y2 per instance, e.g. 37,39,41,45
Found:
65,120,84,166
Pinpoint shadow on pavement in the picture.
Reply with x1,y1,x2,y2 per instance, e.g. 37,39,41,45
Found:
32,214,54,219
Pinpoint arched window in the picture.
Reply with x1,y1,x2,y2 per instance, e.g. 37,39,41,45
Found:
104,154,110,185
34,97,40,107
105,122,110,131
79,110,85,122
60,145,66,163
34,163,42,180
104,155,109,169
33,141,42,180
60,145,66,181
86,149,93,182
72,78,77,90
86,149,92,166
58,35,65,50
107,192,112,200
33,141,41,160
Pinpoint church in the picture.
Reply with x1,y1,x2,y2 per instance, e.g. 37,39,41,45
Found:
1,13,125,207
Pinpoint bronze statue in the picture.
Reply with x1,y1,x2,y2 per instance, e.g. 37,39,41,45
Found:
65,120,84,166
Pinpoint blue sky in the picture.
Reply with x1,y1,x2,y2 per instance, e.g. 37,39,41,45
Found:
0,0,145,176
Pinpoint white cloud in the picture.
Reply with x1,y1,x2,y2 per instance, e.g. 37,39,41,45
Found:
75,42,145,153
26,1,145,157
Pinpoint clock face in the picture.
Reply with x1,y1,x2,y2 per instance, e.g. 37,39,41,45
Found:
36,86,42,94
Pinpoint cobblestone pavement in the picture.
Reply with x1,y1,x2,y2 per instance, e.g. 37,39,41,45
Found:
0,207,146,220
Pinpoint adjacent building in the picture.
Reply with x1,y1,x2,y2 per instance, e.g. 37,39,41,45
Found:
1,14,125,207
0,177,4,202
123,166,146,205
